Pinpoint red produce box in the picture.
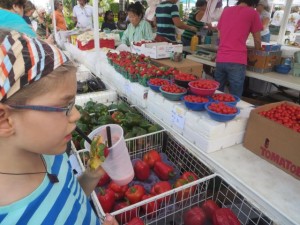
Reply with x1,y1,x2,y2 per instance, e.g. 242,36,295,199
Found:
77,39,115,50
243,101,300,180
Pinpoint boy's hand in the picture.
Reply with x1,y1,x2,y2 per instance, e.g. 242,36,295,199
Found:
103,214,118,225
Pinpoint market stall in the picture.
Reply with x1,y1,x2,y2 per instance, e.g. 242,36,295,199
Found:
63,40,300,224
56,1,300,224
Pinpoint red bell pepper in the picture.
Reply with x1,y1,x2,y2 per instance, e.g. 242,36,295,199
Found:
181,171,198,183
183,206,207,225
202,200,220,220
127,217,145,225
141,194,159,219
108,181,129,200
153,161,175,181
97,188,115,213
125,185,145,204
174,178,192,202
212,208,241,225
97,172,111,187
111,111,125,123
143,149,162,168
114,201,139,224
134,159,150,181
150,181,172,205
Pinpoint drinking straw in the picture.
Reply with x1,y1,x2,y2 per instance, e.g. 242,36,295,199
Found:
75,126,92,144
106,126,112,148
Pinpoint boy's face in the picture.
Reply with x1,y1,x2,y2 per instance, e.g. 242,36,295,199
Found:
11,71,80,155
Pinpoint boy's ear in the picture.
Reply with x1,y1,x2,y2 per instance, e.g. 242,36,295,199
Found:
0,104,15,137
12,4,19,12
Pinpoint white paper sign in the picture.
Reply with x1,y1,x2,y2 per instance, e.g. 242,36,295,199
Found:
124,82,131,96
171,106,185,129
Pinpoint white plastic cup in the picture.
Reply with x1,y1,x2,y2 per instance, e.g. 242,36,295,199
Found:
84,124,134,186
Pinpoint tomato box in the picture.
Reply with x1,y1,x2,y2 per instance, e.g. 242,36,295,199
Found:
243,101,300,180
151,58,203,77
131,42,183,59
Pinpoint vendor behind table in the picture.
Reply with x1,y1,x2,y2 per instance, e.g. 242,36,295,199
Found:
121,2,153,46
154,0,197,43
181,0,207,47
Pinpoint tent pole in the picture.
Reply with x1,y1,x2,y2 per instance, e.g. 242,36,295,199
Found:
93,0,100,50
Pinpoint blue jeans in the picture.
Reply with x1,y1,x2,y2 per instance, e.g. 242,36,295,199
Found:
181,36,191,46
261,33,270,43
214,62,246,97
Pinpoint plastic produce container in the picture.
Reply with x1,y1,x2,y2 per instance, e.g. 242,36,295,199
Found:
205,102,240,122
189,80,219,96
159,86,187,101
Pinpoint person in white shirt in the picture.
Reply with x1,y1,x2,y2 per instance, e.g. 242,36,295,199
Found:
270,6,284,27
72,0,93,29
256,0,271,42
287,6,300,33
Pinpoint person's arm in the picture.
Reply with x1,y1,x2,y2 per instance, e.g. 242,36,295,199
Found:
252,31,262,50
172,17,197,32
77,165,106,196
194,10,205,22
261,17,270,30
152,16,157,28
121,26,130,46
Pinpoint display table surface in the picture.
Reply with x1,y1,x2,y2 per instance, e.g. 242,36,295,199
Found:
64,43,300,225
144,109,300,225
186,54,300,92
210,144,300,225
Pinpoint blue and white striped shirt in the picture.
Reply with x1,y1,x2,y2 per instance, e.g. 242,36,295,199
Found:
0,154,100,225
155,2,180,42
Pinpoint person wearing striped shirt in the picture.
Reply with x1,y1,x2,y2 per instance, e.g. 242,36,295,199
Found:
181,0,207,46
155,0,197,42
0,29,118,225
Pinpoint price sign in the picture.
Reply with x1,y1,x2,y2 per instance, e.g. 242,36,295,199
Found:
124,82,131,96
171,106,186,130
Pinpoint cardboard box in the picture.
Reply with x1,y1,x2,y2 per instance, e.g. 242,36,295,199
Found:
152,58,203,77
131,42,183,59
243,101,300,180
247,49,282,72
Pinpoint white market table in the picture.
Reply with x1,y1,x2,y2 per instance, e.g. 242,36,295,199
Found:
64,44,300,225
186,55,300,92
141,109,300,225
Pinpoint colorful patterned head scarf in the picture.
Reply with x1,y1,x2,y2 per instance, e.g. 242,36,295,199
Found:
0,30,68,102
